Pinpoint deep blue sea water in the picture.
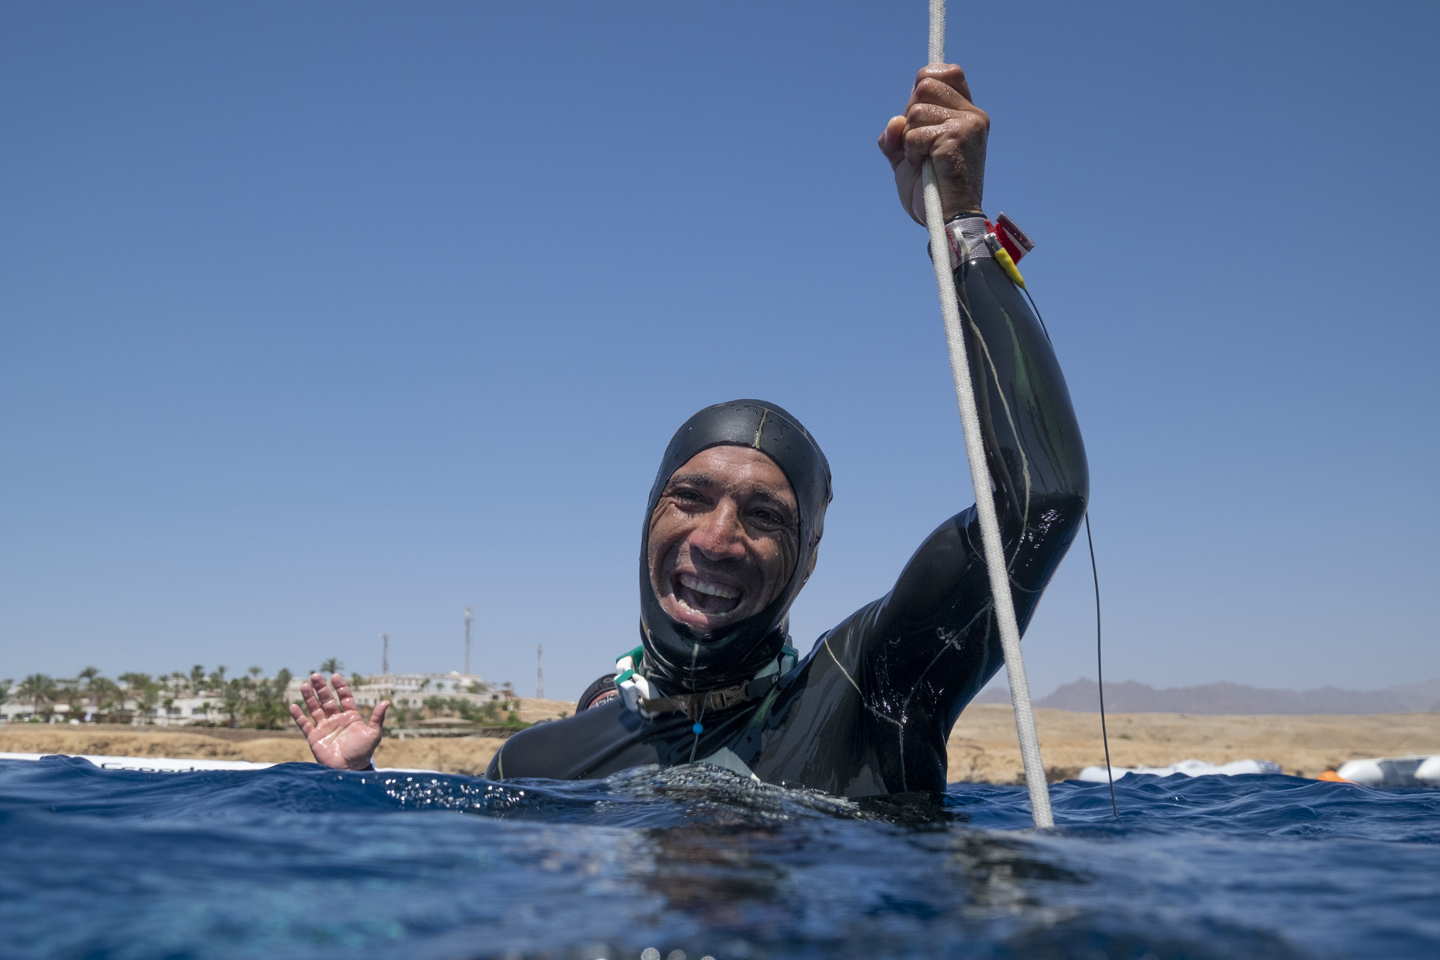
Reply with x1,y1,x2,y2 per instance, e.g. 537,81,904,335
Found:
1,758,1437,960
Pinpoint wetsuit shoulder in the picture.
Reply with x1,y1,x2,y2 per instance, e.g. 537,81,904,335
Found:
486,698,657,781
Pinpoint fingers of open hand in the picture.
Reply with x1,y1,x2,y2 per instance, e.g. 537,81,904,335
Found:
333,673,359,713
311,673,343,717
300,680,327,726
370,701,389,729
289,703,315,736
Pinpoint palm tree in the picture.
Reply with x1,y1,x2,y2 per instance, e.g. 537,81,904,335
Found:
245,668,293,729
16,674,57,721
220,679,243,728
137,684,161,724
221,673,260,728
117,673,156,721
87,677,121,721
0,678,13,707
318,657,343,675
53,676,85,721
76,667,100,719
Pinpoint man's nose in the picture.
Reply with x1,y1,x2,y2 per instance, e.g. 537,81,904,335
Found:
690,500,746,560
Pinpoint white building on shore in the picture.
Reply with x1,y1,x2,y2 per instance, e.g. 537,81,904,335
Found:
2,671,503,726
0,693,226,726
284,672,499,710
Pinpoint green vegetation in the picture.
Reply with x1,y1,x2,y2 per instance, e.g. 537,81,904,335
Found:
1,664,525,733
413,696,529,730
17,674,58,719
216,667,295,729
1,665,297,729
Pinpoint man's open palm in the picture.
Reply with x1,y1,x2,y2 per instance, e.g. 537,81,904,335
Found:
289,672,389,771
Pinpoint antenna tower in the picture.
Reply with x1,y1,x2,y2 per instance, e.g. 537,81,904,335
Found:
464,606,474,676
381,633,389,675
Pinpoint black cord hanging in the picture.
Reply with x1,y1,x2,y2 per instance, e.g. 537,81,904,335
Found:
1023,286,1119,819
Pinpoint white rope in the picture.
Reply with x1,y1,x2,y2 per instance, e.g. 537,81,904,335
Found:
922,0,1053,828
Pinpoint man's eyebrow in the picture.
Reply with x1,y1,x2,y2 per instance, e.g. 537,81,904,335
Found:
665,471,719,489
666,473,796,517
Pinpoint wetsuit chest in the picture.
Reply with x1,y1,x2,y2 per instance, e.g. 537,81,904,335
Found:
488,650,939,797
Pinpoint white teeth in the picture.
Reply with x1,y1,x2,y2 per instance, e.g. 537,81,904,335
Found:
679,574,740,599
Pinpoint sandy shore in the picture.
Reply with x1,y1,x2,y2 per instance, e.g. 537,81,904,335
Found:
0,698,577,777
0,725,508,775
948,705,1440,783
4,705,1437,783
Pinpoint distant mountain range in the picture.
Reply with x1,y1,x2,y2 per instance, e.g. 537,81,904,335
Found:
972,678,1440,715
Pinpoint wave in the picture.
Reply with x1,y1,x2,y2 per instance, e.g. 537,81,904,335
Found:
1,756,1436,959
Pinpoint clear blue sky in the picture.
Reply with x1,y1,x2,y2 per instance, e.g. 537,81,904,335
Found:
2,1,1436,699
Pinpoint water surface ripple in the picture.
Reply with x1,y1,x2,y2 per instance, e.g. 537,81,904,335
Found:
1,757,1436,959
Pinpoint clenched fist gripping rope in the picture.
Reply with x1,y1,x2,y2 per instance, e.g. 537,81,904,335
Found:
920,0,1053,829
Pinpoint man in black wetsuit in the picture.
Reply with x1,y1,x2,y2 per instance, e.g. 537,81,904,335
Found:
291,62,1088,798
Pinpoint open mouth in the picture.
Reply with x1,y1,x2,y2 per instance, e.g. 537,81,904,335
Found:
673,572,743,619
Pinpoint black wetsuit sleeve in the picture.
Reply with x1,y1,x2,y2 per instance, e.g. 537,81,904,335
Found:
818,248,1088,770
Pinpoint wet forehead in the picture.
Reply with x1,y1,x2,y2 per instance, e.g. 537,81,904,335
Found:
664,446,797,510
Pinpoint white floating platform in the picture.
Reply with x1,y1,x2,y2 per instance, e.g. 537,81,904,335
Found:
1077,758,1281,782
1336,755,1440,787
0,752,276,772
0,752,442,775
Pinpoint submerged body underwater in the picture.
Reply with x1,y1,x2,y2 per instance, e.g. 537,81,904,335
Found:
1,757,1436,960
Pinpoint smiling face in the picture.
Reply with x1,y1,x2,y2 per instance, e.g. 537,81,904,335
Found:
646,446,800,635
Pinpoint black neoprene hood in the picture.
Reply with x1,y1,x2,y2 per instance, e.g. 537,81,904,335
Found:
639,400,832,692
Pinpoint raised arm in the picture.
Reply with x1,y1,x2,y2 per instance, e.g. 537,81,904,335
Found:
817,64,1087,764
851,237,1089,704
